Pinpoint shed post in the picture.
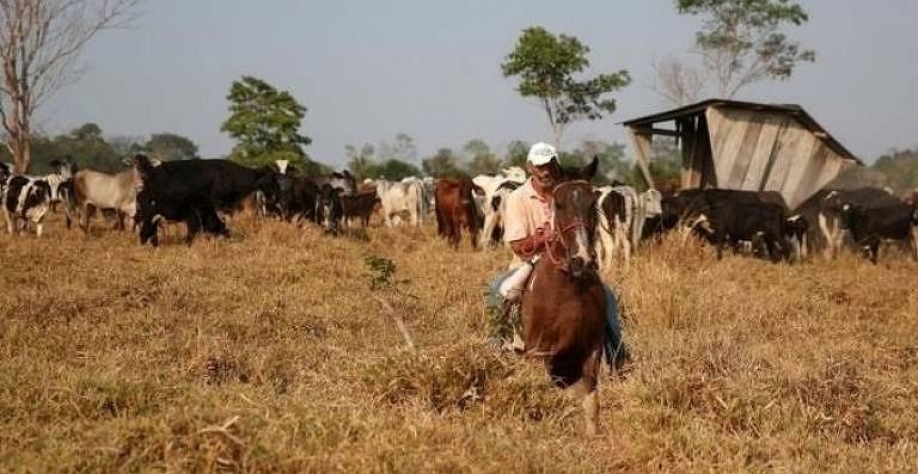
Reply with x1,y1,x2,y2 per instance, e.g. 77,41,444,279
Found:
628,127,655,189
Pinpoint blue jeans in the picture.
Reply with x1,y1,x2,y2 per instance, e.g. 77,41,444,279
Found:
486,269,625,367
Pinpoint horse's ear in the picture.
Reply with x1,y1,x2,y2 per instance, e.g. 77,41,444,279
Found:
579,156,599,181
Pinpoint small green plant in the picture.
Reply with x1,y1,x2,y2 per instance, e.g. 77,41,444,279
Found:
365,255,396,289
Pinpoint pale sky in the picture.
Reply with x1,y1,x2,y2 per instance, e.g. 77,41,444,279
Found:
42,0,918,167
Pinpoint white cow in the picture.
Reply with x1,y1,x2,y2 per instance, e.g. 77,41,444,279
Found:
376,179,428,227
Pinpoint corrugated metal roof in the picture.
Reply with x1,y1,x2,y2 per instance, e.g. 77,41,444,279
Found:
620,98,863,165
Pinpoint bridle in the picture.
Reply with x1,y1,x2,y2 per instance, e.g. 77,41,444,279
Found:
544,180,592,268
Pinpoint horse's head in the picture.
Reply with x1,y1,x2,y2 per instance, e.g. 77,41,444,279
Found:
548,180,600,279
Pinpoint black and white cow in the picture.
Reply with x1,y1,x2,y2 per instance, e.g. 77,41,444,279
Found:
473,167,527,247
839,202,918,264
482,180,522,246
2,174,52,236
595,185,663,271
793,187,902,259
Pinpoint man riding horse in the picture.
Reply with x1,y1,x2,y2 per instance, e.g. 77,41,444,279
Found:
486,142,629,373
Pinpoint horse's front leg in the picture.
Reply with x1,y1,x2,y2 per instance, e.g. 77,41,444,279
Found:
577,347,602,436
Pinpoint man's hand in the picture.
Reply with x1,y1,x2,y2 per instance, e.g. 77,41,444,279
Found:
510,224,553,259
532,226,550,249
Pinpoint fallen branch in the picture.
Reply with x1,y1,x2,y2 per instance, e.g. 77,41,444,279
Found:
372,295,416,351
196,416,245,447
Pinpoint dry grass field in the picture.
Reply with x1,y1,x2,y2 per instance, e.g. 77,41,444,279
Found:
1,212,917,473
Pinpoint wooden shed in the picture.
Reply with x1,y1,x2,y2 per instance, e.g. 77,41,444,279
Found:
621,98,863,210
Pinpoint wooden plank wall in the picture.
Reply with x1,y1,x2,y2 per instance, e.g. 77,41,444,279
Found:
705,106,853,209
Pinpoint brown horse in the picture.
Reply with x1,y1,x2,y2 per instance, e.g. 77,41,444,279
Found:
521,159,606,435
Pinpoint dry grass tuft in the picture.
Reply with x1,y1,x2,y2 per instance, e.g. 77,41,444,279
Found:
1,213,917,472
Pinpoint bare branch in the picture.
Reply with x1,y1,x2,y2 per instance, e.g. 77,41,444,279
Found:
649,55,706,107
0,0,140,172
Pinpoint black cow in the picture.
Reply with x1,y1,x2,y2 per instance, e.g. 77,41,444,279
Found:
273,174,320,224
644,188,787,238
135,187,228,246
315,183,344,235
133,155,276,214
840,202,918,264
690,199,792,263
341,190,380,227
132,154,237,246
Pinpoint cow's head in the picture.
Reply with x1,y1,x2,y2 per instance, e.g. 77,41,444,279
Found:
129,154,163,192
49,156,77,179
839,203,858,230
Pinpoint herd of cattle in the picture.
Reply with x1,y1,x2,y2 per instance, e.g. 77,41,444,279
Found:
1,155,917,265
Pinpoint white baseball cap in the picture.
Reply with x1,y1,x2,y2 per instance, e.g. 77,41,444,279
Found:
527,142,558,166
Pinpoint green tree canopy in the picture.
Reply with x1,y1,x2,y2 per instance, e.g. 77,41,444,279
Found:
676,0,815,98
345,142,377,180
576,140,631,186
221,75,314,169
463,139,501,176
3,123,124,173
145,133,200,161
502,26,631,145
422,148,463,178
504,140,530,169
372,159,422,181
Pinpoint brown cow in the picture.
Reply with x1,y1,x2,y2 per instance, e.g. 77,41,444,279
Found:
341,190,381,227
434,177,482,249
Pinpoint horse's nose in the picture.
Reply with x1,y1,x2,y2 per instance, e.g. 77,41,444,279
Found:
570,256,585,274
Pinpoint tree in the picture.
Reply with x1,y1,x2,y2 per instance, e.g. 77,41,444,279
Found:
373,159,421,181
145,133,199,161
463,139,501,176
504,140,530,169
345,142,376,180
502,26,630,146
220,75,313,169
0,0,139,173
422,148,463,178
377,133,417,163
109,135,145,157
674,0,816,99
577,140,631,186
641,138,683,192
650,55,706,107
